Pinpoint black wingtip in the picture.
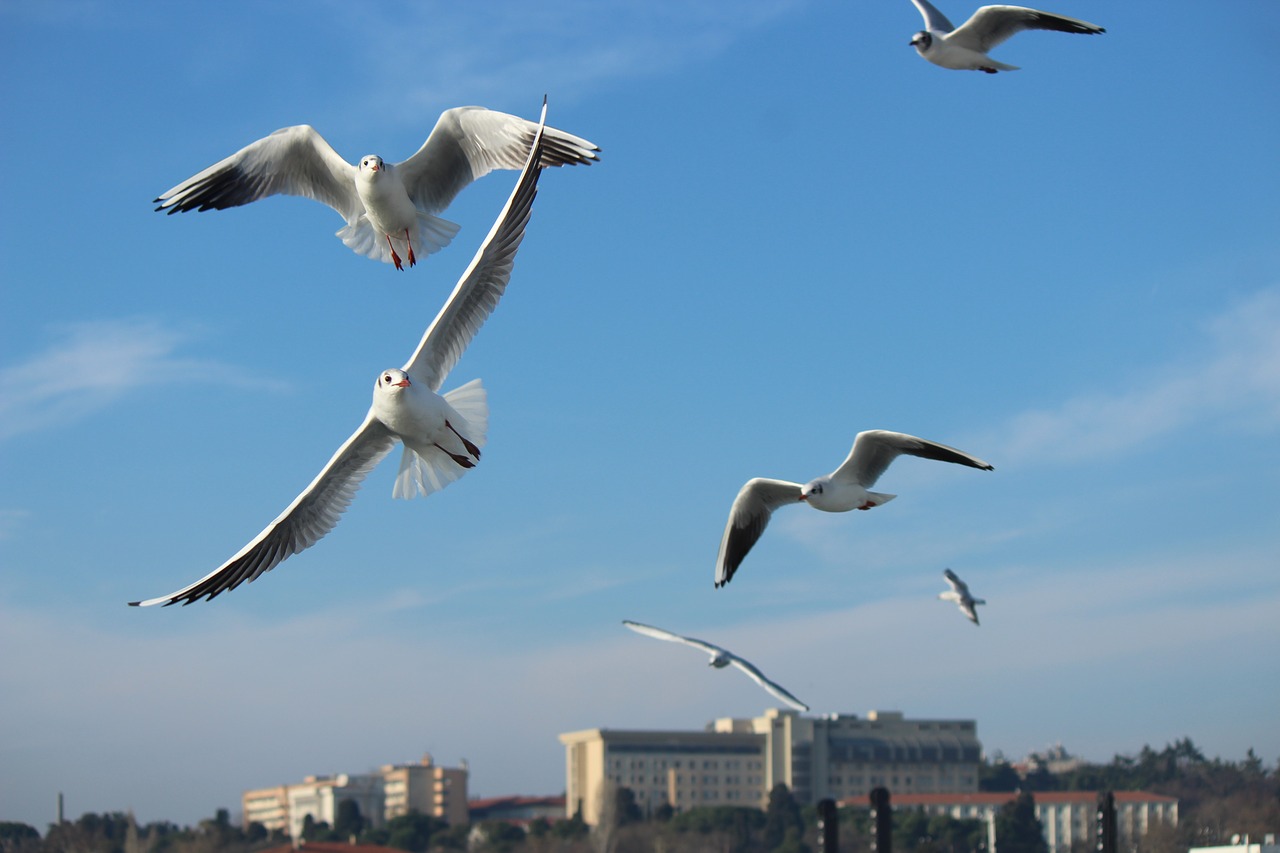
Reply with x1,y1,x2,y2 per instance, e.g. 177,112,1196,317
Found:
127,600,141,607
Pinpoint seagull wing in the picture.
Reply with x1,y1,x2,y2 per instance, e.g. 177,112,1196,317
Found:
943,568,970,596
622,620,727,658
400,103,547,392
395,106,599,217
948,5,1104,52
831,430,993,488
910,0,956,32
727,653,810,712
130,414,398,606
154,125,362,222
714,478,804,587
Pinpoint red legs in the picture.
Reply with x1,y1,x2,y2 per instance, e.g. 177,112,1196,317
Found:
404,228,416,268
446,420,481,460
385,234,404,271
434,420,481,469
857,501,875,510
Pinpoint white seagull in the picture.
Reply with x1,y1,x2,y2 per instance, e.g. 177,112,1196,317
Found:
938,568,986,625
908,0,1104,73
131,105,551,607
714,430,993,588
622,620,810,712
155,105,598,270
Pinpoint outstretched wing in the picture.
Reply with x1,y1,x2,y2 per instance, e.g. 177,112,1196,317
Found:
622,620,726,658
948,5,1104,52
714,478,804,587
400,102,548,392
910,0,956,32
154,125,362,222
130,414,397,606
396,105,599,216
728,654,810,712
832,430,993,488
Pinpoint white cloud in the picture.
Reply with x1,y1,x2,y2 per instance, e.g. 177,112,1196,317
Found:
0,319,280,441
994,286,1280,466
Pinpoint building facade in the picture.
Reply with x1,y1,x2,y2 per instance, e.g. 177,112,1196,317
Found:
880,790,1179,853
241,755,468,836
559,709,982,824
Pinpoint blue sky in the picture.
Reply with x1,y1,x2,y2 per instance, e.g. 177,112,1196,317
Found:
2,0,1278,831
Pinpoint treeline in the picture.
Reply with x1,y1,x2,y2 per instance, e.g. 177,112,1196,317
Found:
3,739,1276,853
979,738,1280,849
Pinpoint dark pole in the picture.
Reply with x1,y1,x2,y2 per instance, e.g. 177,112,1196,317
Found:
1096,791,1117,853
870,786,892,853
817,798,838,853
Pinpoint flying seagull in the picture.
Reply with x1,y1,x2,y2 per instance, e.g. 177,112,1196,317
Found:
715,430,993,588
939,568,986,624
908,0,1104,73
622,620,810,712
155,105,598,270
131,104,551,607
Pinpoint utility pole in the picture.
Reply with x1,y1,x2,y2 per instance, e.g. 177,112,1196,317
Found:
870,786,892,853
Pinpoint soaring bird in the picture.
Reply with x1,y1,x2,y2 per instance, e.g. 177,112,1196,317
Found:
939,568,986,625
131,105,551,607
715,430,993,587
622,620,810,712
155,105,598,270
908,0,1104,73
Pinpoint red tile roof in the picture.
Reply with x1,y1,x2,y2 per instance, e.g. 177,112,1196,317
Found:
838,791,1177,808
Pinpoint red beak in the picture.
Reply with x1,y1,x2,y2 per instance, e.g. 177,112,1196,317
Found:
394,378,410,387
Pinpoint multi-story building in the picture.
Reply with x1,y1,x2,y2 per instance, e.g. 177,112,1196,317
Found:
559,708,982,824
241,755,468,836
879,790,1179,853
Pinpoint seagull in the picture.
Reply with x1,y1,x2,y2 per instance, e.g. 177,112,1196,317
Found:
131,104,551,607
155,105,598,270
714,430,993,588
907,0,1104,73
622,620,810,712
939,568,985,625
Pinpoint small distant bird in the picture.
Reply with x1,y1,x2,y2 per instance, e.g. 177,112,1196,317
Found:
908,0,1104,73
155,105,598,270
715,430,993,588
131,105,551,607
939,568,986,625
622,620,810,712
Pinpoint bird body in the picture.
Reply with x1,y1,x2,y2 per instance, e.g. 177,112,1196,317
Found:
155,106,598,269
622,620,809,712
715,430,993,587
939,568,986,624
908,0,1104,73
131,103,552,607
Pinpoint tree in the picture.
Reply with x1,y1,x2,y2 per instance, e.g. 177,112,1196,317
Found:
994,792,1047,853
333,799,365,840
764,784,804,851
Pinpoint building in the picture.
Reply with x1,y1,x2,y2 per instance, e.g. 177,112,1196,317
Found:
873,790,1179,853
241,755,469,836
559,708,982,824
469,796,567,825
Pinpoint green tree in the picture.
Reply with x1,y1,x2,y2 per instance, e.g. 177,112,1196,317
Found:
333,799,365,839
765,784,804,851
994,792,1047,853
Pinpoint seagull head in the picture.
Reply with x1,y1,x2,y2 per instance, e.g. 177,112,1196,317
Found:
911,31,932,51
709,652,731,669
359,155,385,175
377,368,411,391
799,480,825,503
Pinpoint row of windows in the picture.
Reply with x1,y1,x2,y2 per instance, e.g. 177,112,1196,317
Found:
611,757,763,771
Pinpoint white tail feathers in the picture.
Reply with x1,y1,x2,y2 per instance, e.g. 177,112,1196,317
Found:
337,212,461,265
864,491,897,508
392,379,488,499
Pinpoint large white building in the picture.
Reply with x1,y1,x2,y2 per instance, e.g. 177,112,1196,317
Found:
559,709,982,824
242,754,468,836
881,790,1179,853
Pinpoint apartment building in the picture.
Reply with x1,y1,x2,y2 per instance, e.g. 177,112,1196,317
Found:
559,708,982,824
880,790,1179,853
241,754,468,836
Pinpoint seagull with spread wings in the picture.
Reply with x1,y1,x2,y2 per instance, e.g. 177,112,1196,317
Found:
715,430,993,588
939,568,986,625
132,104,552,607
907,0,1104,73
622,620,810,712
155,105,598,270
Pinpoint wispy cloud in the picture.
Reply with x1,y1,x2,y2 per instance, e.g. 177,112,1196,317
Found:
994,286,1280,466
0,318,280,441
